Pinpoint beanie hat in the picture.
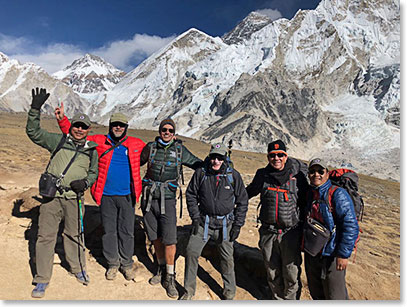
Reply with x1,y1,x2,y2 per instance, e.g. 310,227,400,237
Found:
267,139,287,155
159,118,176,133
109,113,128,124
71,113,91,127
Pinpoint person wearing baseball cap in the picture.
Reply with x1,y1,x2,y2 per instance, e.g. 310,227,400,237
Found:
27,88,99,297
246,139,309,300
55,105,145,282
304,158,359,300
181,143,248,300
139,118,202,299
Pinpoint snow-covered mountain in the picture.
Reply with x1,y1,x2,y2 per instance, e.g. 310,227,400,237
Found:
0,0,400,180
0,52,89,117
53,53,125,95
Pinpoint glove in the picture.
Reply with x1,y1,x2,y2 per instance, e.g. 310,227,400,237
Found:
70,179,88,195
191,219,200,235
31,87,50,110
229,225,241,242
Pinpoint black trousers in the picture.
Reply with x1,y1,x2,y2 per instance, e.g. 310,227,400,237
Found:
304,253,349,300
100,195,135,269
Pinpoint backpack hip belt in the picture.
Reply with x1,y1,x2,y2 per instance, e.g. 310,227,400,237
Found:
142,178,178,215
202,212,233,242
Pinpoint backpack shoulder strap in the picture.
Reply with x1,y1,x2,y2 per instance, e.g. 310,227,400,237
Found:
226,165,234,189
148,141,158,166
45,134,67,171
326,185,340,215
175,141,183,179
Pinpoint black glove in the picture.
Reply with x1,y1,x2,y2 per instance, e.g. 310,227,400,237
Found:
31,87,50,110
229,225,241,242
191,219,200,235
70,179,88,195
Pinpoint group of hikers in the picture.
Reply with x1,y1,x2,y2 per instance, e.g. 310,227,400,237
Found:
26,88,360,300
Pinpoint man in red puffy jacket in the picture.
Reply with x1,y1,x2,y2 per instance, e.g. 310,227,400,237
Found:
55,102,145,281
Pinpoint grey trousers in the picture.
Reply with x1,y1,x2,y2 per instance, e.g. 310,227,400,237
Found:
304,253,349,300
100,195,135,269
33,197,86,284
184,223,236,297
258,225,302,300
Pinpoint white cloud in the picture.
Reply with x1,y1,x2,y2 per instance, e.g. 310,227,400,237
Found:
255,9,283,21
0,32,175,74
95,34,175,72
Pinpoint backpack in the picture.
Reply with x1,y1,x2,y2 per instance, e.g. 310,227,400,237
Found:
199,161,235,190
326,168,364,262
328,168,364,222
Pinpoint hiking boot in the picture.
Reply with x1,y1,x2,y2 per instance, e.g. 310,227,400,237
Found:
121,266,136,281
75,271,90,285
180,292,193,300
31,283,48,298
105,267,118,281
163,273,178,298
149,264,165,285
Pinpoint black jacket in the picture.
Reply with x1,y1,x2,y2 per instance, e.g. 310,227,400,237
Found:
186,162,248,229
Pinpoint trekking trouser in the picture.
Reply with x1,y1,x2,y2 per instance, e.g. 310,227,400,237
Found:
184,223,235,297
304,254,349,300
33,197,86,284
100,194,135,269
258,224,302,300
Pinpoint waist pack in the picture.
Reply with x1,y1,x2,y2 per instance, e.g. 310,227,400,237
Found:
39,172,59,198
303,217,332,257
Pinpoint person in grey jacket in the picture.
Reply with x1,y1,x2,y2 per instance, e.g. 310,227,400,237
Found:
181,143,248,300
246,140,308,300
26,88,98,298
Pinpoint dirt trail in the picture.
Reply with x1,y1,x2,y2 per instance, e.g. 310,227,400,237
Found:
0,112,400,300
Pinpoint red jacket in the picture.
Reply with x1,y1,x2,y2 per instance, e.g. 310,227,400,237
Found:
58,116,145,205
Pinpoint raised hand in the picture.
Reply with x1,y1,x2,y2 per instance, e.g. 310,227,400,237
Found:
31,87,50,110
54,101,65,120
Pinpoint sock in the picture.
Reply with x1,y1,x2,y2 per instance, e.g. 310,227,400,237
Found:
166,264,174,275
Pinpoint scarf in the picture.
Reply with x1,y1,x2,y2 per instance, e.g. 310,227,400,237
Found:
267,158,293,186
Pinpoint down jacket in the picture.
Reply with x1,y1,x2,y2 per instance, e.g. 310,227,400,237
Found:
58,115,145,205
308,179,359,259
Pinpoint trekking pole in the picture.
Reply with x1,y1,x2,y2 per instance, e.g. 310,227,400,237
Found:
228,139,233,158
76,191,88,284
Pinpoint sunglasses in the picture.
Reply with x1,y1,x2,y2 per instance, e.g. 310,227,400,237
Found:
268,152,286,159
72,122,89,130
309,169,326,175
111,121,127,128
209,154,225,161
161,128,175,133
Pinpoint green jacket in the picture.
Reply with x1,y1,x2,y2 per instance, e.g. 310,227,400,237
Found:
26,108,98,199
140,137,202,199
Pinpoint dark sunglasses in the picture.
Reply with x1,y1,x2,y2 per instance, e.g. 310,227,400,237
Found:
209,154,225,161
268,152,286,159
161,127,175,133
309,169,326,175
111,121,127,128
72,122,89,130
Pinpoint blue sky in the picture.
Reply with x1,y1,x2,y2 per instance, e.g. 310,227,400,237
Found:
0,0,321,73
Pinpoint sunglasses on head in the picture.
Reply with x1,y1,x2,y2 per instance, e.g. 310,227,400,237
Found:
111,121,127,128
72,122,89,130
161,127,175,133
209,154,225,161
268,152,286,159
309,169,326,175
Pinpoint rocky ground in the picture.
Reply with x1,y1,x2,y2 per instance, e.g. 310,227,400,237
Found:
0,112,400,300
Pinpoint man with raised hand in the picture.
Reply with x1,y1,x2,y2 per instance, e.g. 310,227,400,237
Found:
55,102,145,281
27,88,98,298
